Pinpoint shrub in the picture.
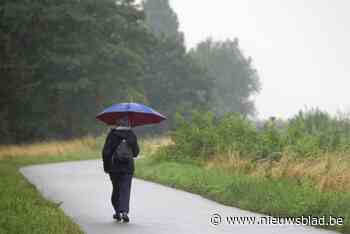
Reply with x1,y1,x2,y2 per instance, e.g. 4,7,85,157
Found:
286,108,350,157
217,113,259,157
257,121,284,158
169,108,350,160
171,111,218,159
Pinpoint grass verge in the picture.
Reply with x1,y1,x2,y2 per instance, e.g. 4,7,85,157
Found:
0,137,101,234
135,154,350,234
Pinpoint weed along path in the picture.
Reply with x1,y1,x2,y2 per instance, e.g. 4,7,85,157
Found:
20,160,339,234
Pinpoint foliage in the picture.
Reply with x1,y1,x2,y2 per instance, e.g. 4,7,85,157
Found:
257,121,284,158
285,109,350,155
170,109,350,160
0,0,154,143
142,0,181,39
171,111,217,159
189,38,261,117
171,110,260,159
1,0,262,144
141,0,213,131
217,113,259,156
140,37,212,128
143,1,261,123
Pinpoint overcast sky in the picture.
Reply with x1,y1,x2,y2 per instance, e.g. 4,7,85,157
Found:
168,0,350,119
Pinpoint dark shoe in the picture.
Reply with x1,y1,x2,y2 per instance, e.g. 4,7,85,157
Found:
121,212,129,223
113,213,121,221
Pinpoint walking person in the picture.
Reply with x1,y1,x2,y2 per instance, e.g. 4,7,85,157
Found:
102,116,139,223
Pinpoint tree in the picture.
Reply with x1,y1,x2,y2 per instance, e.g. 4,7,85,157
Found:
189,38,261,116
141,0,212,130
0,0,154,143
142,0,182,40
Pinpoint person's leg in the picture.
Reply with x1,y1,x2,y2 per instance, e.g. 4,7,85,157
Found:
109,173,120,217
118,174,133,214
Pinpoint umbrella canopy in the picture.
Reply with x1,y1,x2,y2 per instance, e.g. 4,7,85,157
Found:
96,103,166,127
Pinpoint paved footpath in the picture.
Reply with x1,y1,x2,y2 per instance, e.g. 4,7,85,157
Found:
20,160,339,234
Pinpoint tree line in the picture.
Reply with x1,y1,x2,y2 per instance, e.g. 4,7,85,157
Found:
0,0,260,144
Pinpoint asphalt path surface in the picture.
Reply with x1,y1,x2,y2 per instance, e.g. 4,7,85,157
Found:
20,160,339,234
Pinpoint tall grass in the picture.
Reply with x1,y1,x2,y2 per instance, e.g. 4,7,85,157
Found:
139,135,172,156
206,152,350,192
0,135,103,158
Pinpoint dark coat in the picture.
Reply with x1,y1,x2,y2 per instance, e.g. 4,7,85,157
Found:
102,128,139,174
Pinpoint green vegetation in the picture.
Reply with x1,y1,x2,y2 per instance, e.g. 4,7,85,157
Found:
141,0,212,132
135,158,350,233
189,39,261,116
1,0,260,143
0,135,167,234
1,121,349,233
143,0,181,39
135,157,350,233
1,0,155,143
170,109,350,160
2,1,349,233
134,109,350,233
0,162,82,234
0,138,100,234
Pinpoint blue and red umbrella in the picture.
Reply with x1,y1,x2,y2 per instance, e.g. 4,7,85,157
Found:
96,103,166,127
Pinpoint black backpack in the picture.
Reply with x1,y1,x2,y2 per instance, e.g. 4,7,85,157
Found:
111,139,133,166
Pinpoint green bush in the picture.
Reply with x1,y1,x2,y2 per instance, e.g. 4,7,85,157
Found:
217,113,259,156
285,109,350,157
257,121,284,158
172,111,218,159
170,108,350,160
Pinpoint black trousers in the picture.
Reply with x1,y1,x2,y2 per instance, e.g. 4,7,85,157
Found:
109,173,133,214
